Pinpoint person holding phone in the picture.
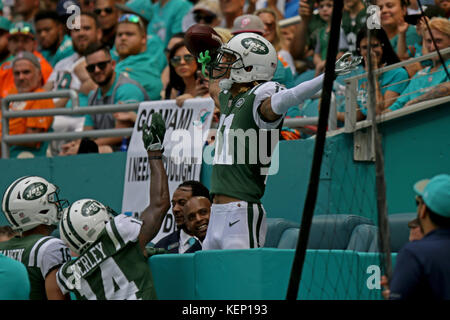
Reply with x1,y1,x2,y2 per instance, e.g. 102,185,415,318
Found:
165,40,210,106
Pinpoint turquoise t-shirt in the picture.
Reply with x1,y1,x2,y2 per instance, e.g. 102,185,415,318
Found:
41,35,74,67
389,25,422,58
110,33,167,75
84,73,146,126
0,254,30,300
389,59,450,111
148,0,193,48
115,50,163,100
351,65,409,116
273,59,295,89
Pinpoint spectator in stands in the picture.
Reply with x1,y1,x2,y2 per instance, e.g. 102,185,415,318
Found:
0,17,11,66
0,176,71,300
0,226,17,242
42,0,59,11
376,0,422,59
43,12,101,156
34,10,74,67
387,17,450,112
182,0,223,32
182,196,212,251
408,217,424,241
114,0,167,77
0,22,53,98
231,14,294,88
0,254,31,300
219,0,245,29
161,32,185,94
388,174,450,299
114,14,163,100
0,52,56,158
290,0,327,72
59,43,148,155
313,0,349,76
154,181,210,254
12,0,40,24
165,41,210,106
147,0,193,48
94,0,119,48
340,27,409,119
342,0,367,54
44,12,101,108
255,8,296,76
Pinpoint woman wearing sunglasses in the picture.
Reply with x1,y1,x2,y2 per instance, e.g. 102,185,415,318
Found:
165,41,210,106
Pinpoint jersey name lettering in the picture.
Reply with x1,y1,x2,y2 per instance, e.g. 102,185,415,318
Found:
0,248,25,261
73,242,107,277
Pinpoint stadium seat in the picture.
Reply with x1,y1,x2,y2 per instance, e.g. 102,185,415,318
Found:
307,214,375,250
347,224,379,252
277,227,300,249
388,213,416,252
264,218,299,248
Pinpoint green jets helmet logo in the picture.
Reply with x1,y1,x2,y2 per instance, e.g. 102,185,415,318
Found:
81,201,102,217
241,38,269,55
23,182,47,201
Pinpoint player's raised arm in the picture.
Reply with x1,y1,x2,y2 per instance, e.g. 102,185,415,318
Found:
138,113,171,252
259,53,363,122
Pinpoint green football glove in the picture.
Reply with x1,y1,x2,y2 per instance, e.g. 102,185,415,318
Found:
142,112,166,151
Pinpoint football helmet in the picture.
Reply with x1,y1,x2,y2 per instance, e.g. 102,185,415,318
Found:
207,32,278,87
2,176,69,232
60,199,114,254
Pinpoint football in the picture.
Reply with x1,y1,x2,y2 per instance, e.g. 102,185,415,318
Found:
185,24,223,58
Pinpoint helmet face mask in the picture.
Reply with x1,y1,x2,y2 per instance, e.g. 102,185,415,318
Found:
59,199,114,255
2,176,69,232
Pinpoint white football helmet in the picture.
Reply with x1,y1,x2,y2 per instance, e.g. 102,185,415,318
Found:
2,176,69,232
209,32,278,87
60,199,114,254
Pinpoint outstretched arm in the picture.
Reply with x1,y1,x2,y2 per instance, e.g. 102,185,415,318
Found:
138,114,170,253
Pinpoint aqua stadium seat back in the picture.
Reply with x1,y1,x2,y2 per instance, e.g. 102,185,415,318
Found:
277,227,300,249
388,213,416,252
264,218,299,248
347,224,380,252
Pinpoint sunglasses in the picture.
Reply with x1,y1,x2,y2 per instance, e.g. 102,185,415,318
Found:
170,54,196,66
86,60,111,73
194,12,217,24
9,26,33,36
94,7,114,15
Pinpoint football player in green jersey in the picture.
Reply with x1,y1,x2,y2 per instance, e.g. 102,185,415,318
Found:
56,112,171,300
1,176,71,300
199,32,361,250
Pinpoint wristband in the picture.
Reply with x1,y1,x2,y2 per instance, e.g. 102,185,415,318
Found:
148,155,162,160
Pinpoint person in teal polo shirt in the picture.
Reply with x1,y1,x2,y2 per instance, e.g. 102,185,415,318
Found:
388,17,450,112
0,254,31,300
148,0,193,48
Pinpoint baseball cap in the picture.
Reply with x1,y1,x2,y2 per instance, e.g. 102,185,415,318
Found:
9,22,35,38
116,0,152,24
13,51,41,70
0,16,11,32
231,14,265,35
193,0,222,17
414,174,450,218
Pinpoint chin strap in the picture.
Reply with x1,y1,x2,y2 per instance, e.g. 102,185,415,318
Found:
198,50,211,78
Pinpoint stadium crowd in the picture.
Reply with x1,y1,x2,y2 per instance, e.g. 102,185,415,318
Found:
0,0,448,157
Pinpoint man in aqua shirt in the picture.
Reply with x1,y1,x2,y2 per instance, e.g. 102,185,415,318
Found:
114,0,166,74
148,0,193,48
114,14,163,100
34,10,74,67
388,17,450,112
